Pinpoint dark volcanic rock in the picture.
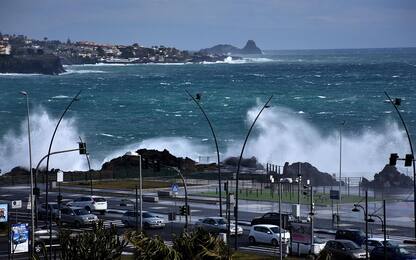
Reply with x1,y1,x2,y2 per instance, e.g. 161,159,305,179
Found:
223,156,264,169
240,40,262,54
282,162,337,186
101,149,197,172
200,40,262,55
0,54,65,75
362,165,412,189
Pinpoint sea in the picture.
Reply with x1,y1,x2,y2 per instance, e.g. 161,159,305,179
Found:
1,48,416,179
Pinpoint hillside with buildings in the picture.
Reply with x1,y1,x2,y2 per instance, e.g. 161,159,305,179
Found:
0,32,232,74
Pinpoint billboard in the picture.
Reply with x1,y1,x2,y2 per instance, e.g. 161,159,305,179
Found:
0,203,8,223
291,222,312,244
11,223,29,254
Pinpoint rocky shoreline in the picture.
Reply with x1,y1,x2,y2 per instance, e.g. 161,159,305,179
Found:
0,54,65,75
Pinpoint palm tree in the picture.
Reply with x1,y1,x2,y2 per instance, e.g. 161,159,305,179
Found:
60,221,127,260
126,231,180,260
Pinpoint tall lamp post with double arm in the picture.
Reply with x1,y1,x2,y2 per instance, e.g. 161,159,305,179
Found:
185,90,223,217
368,199,387,260
234,96,273,249
352,190,369,260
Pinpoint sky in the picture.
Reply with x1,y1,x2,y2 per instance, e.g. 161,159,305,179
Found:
1,0,415,50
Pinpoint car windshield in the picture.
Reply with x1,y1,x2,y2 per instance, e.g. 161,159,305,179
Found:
93,197,106,202
344,241,360,250
74,209,89,215
142,213,155,218
314,237,324,243
270,227,281,233
216,219,227,225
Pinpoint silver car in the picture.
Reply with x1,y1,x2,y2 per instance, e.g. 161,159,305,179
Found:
121,211,165,229
195,217,243,236
60,207,99,227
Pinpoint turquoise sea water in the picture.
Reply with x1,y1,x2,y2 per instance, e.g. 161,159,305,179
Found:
1,48,416,177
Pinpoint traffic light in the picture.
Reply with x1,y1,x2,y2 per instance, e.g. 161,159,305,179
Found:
303,185,310,196
179,205,186,216
179,205,190,216
78,142,87,155
405,154,414,167
389,153,399,166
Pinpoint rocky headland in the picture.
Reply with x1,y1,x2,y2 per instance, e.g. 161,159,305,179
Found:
200,40,262,55
0,54,65,75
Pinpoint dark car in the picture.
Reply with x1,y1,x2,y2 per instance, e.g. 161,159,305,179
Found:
320,240,367,259
251,212,293,229
370,246,416,260
335,229,366,246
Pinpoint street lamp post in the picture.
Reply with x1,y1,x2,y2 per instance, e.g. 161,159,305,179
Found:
186,90,223,217
352,190,369,260
384,91,416,238
338,121,345,223
19,91,34,257
234,96,273,249
43,90,81,259
368,199,387,260
125,151,143,231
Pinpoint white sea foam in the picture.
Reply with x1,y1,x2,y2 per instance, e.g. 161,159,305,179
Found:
317,96,327,99
61,69,106,75
101,137,210,165
0,108,87,173
52,95,70,99
224,106,408,178
0,73,42,77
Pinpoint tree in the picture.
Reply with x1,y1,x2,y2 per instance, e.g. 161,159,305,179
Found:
60,221,127,260
126,231,181,260
173,228,227,260
126,228,228,260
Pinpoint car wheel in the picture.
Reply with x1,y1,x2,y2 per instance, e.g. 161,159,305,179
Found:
249,236,256,245
271,239,278,247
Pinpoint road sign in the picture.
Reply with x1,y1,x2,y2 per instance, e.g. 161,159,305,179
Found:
57,170,64,183
11,223,29,254
330,190,340,200
11,200,22,209
171,184,179,194
27,196,32,210
0,204,8,222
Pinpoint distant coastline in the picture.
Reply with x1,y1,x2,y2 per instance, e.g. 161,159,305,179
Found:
0,33,266,75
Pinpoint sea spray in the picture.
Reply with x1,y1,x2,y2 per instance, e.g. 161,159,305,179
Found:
0,108,88,173
224,106,409,177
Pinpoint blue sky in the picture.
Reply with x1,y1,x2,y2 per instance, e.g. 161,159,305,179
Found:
1,0,415,50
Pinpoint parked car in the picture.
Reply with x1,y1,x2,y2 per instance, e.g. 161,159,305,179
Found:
248,224,290,246
120,199,135,207
290,236,327,256
363,238,394,252
37,203,60,220
251,212,293,229
335,229,366,246
66,196,107,215
60,207,99,227
319,239,367,259
370,245,416,260
121,211,165,229
195,217,243,236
